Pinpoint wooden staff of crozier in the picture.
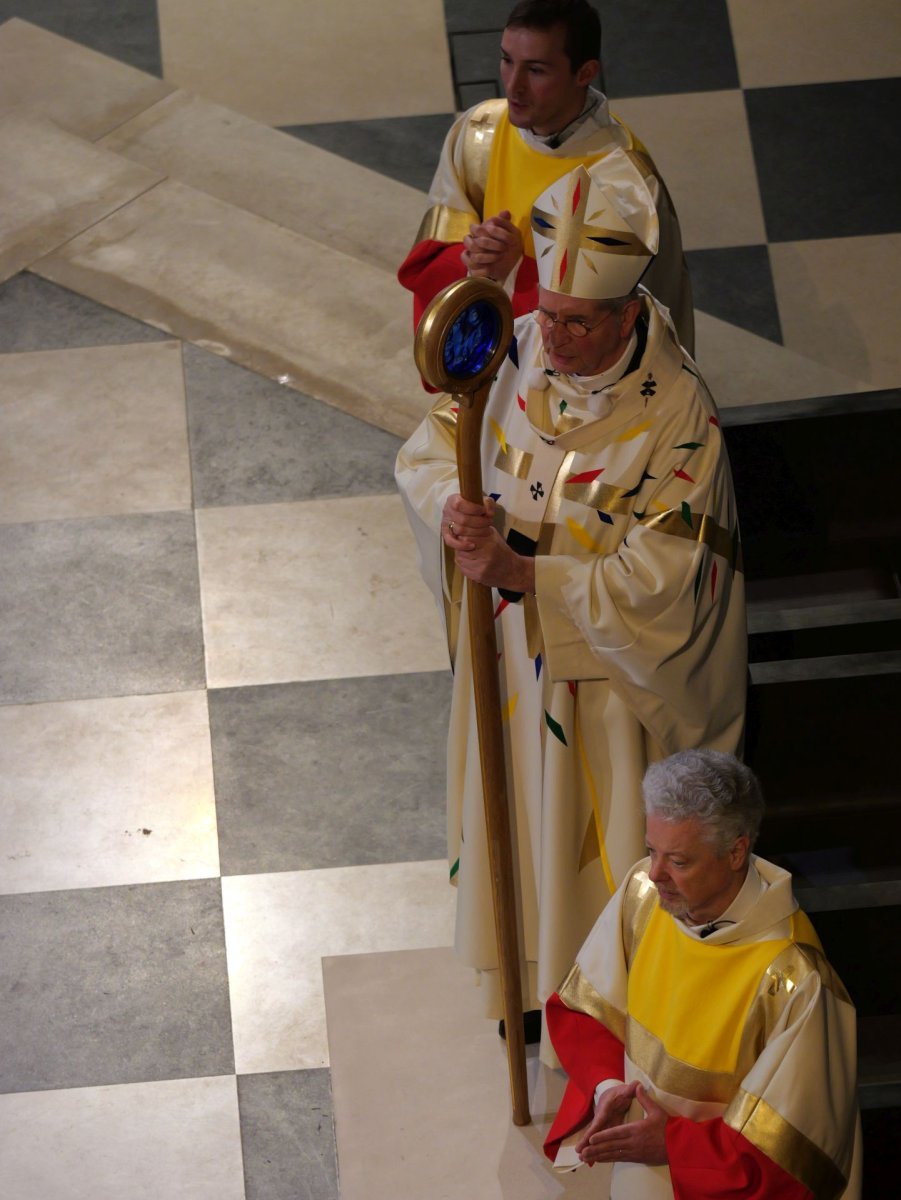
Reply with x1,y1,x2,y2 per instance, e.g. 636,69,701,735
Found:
414,277,529,1126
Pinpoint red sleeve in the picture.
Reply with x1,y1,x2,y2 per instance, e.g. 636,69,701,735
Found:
666,1115,813,1199
397,239,467,332
543,991,625,1161
397,241,541,328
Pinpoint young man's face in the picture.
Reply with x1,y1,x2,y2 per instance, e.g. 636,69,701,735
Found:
500,24,597,136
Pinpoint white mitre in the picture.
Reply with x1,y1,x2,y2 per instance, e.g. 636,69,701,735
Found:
530,156,659,299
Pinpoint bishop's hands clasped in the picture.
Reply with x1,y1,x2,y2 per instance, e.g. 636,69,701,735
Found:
461,209,523,284
442,494,535,595
575,1081,669,1167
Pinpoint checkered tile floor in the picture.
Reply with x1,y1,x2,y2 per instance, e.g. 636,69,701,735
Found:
1,2,898,1196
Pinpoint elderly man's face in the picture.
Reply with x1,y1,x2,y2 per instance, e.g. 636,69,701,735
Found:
536,287,640,376
646,815,750,925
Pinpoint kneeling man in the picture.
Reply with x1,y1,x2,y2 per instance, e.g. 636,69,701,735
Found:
545,749,861,1199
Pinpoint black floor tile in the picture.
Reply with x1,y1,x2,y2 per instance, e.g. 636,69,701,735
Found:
209,673,452,876
451,29,502,93
282,115,453,193
685,244,783,343
0,273,168,354
183,345,402,509
443,0,511,34
238,1070,338,1200
0,513,205,705
0,880,234,1093
598,0,739,98
746,78,901,242
0,0,162,75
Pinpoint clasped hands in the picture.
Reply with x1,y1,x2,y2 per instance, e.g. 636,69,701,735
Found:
442,495,534,595
461,209,522,283
575,1081,669,1167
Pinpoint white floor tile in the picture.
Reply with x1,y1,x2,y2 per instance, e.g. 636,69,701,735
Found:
222,860,456,1074
325,946,605,1200
0,111,162,284
0,1076,245,1200
0,341,191,523
771,234,901,389
694,310,868,408
729,0,901,88
0,18,173,141
0,691,219,894
98,91,426,276
157,0,454,125
611,90,767,251
196,493,450,688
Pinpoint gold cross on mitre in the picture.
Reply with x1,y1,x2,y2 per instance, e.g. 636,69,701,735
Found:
531,165,651,295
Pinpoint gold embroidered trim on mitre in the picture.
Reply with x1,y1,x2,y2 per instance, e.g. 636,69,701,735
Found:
532,166,651,295
726,1090,848,1200
557,963,627,1043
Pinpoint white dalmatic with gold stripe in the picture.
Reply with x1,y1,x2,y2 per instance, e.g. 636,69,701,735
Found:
395,294,746,1066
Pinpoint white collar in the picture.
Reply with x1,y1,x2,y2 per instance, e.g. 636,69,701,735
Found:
683,862,766,939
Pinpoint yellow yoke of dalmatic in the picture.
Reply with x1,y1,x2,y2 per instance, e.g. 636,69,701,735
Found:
628,907,820,1074
484,111,616,259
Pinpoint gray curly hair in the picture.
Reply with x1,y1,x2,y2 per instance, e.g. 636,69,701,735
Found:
642,749,764,856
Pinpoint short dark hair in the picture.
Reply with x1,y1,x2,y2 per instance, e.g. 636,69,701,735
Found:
505,0,602,72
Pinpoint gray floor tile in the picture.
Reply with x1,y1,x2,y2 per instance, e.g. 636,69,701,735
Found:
444,0,511,33
0,272,168,353
282,114,452,194
238,1069,338,1200
0,512,205,705
209,672,452,876
0,0,162,76
685,244,783,344
183,344,402,509
0,879,233,1093
746,78,901,241
599,0,739,98
450,29,502,92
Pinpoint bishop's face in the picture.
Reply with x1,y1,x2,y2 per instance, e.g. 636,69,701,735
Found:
536,286,640,376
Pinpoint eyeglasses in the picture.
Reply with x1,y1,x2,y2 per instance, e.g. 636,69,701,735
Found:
534,306,615,339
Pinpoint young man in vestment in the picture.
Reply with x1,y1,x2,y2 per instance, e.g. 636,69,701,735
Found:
399,0,694,356
395,159,746,1066
545,749,861,1200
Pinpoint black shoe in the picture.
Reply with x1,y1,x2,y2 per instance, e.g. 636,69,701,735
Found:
498,1009,542,1044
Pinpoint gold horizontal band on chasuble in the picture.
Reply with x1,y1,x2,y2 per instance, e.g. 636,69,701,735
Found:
726,1090,848,1200
636,506,743,572
625,1021,741,1104
493,441,534,479
415,204,475,247
558,963,627,1042
563,476,639,515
